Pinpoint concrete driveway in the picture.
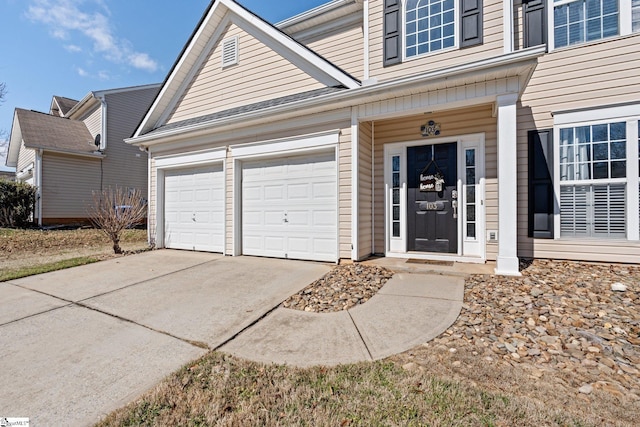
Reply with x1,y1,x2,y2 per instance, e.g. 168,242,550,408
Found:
0,250,330,427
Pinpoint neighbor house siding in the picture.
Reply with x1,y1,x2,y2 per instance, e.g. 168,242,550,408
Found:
41,152,100,220
16,143,35,175
100,87,159,194
372,105,498,259
358,121,374,259
369,0,505,83
304,22,365,80
167,23,325,124
518,33,640,263
82,104,102,139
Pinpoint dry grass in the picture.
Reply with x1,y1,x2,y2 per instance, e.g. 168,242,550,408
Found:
97,352,601,427
0,228,149,277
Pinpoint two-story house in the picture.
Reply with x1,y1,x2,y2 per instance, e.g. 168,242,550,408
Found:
6,84,160,226
127,0,640,274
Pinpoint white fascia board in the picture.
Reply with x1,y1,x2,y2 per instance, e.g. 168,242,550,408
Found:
65,91,96,118
6,111,22,167
130,47,545,147
224,0,360,89
33,147,106,160
276,0,355,28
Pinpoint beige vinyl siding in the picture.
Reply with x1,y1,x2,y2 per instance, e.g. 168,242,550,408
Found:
372,105,498,259
82,104,102,139
100,87,159,194
41,153,100,219
168,23,325,124
304,23,364,80
369,0,505,82
518,33,640,262
358,121,373,259
16,143,35,174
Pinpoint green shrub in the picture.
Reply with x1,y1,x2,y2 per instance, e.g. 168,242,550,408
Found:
0,179,37,227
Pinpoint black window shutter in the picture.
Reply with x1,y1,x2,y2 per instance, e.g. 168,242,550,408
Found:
383,0,402,66
528,129,554,239
460,0,483,48
523,0,547,48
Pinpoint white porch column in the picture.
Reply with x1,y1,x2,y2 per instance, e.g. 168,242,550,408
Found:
495,94,521,276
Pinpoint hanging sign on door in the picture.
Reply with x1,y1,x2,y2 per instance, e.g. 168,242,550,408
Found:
419,171,445,192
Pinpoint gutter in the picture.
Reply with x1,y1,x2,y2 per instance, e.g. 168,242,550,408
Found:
129,46,546,147
25,146,106,159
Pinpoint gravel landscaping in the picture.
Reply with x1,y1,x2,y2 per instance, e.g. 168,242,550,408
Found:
282,264,394,312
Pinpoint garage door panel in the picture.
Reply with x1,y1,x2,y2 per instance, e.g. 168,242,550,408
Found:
164,165,224,253
242,151,337,262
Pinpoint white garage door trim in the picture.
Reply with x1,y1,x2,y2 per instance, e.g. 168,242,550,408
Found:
231,131,340,261
155,148,226,253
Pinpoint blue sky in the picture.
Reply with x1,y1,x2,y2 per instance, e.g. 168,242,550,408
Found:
0,0,328,170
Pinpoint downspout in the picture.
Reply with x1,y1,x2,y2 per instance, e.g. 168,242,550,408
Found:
363,0,370,81
97,95,108,150
35,149,43,227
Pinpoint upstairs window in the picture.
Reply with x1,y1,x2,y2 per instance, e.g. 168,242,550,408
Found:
553,0,619,48
405,0,456,57
634,0,640,31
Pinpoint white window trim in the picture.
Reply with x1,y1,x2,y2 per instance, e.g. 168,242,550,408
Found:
548,0,636,52
402,0,459,62
553,107,640,240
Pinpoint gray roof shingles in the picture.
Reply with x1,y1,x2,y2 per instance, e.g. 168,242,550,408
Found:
145,86,346,136
16,108,96,154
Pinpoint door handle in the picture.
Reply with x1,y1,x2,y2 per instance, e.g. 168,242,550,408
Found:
283,212,289,223
452,200,458,219
192,213,196,222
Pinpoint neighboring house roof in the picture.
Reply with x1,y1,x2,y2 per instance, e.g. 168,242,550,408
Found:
12,108,95,156
146,86,346,137
50,96,79,117
134,0,361,138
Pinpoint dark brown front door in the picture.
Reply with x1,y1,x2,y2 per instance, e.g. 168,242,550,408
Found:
407,143,458,253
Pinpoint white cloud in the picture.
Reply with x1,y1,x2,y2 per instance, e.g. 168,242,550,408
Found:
77,67,88,77
65,44,83,53
27,0,159,73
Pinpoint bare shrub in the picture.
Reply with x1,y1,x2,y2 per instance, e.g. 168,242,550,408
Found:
88,187,147,254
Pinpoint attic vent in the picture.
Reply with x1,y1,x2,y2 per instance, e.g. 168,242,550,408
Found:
222,36,238,67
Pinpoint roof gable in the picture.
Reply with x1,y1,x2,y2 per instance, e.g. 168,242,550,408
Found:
134,0,360,137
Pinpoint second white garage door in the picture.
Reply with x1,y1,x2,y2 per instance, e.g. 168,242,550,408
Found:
164,165,224,252
242,151,337,262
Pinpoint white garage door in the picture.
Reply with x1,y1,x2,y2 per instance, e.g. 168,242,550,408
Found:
242,151,337,262
164,165,224,252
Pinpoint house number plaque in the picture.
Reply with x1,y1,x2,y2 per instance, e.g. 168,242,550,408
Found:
418,201,445,211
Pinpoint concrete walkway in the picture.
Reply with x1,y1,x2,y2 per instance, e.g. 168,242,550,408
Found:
221,273,464,367
0,250,465,425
